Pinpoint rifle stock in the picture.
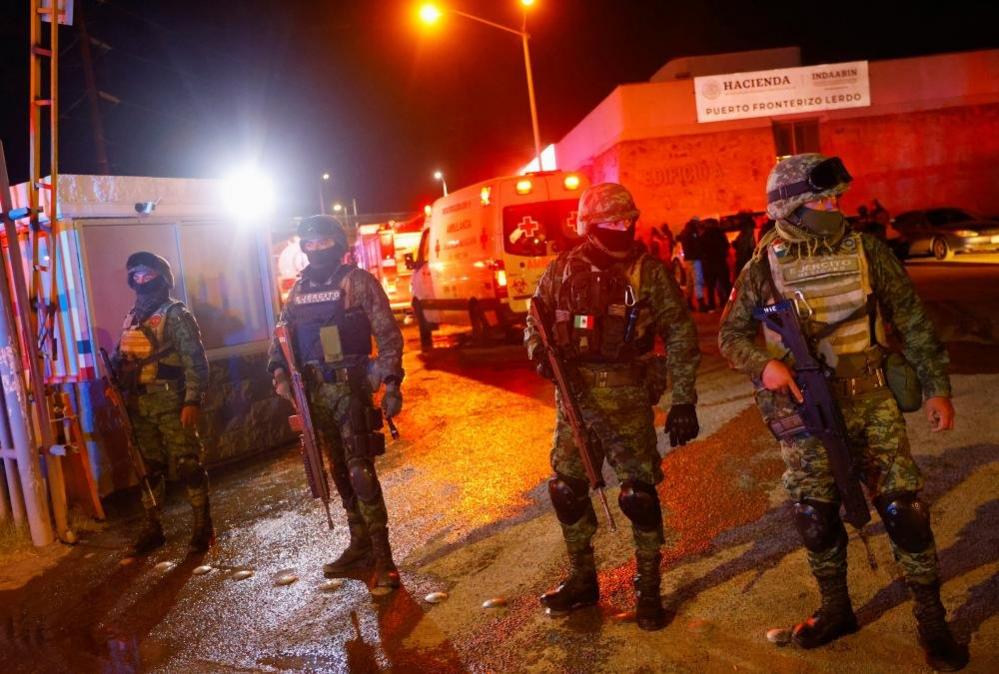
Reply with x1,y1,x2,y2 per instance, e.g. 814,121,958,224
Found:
753,300,871,528
274,323,335,529
529,297,617,531
98,348,158,508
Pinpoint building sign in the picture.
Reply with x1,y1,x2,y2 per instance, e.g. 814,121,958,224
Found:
695,61,870,123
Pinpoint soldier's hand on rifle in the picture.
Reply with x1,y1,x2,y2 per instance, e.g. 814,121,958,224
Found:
180,404,200,429
925,396,955,432
273,368,293,402
666,404,700,447
762,359,804,403
381,382,403,418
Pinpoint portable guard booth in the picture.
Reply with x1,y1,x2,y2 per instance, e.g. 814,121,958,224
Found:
8,174,293,496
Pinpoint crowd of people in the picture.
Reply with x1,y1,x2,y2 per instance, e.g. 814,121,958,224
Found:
645,199,893,313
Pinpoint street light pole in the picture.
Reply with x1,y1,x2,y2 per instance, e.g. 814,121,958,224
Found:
320,172,331,214
429,6,544,170
434,170,449,196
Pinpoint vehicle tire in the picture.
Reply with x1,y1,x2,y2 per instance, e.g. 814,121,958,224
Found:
413,299,434,352
468,299,488,343
932,237,954,261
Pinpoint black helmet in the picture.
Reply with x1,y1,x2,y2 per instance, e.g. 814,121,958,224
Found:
126,251,174,288
297,215,348,248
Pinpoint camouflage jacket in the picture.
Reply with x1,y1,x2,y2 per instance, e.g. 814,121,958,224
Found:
267,263,404,383
525,242,700,405
113,300,210,406
718,231,951,398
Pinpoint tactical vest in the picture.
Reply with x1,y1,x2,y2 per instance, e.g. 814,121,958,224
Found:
118,300,183,384
765,232,886,372
286,264,373,367
552,251,653,363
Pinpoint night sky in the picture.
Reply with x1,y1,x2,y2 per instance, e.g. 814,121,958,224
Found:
1,0,995,216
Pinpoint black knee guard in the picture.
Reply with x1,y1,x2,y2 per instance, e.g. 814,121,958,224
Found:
347,458,382,505
793,500,847,553
548,473,591,525
618,480,663,532
876,492,934,553
176,456,207,489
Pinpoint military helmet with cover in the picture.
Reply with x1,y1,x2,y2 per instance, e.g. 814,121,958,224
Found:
765,153,852,221
575,182,640,237
297,214,348,249
126,251,174,288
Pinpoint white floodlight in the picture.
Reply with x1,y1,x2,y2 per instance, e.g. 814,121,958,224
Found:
221,166,276,219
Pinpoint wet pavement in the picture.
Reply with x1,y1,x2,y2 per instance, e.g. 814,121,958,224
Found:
1,262,997,673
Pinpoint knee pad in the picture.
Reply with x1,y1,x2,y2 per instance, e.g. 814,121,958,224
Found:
176,456,207,489
547,473,591,525
618,480,663,532
347,458,382,504
877,492,934,553
793,500,846,553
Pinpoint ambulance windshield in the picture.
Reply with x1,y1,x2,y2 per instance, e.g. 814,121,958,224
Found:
503,200,580,257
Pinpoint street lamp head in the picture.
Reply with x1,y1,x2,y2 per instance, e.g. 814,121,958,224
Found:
520,0,536,7
434,170,444,181
322,172,331,181
418,3,442,25
332,203,344,213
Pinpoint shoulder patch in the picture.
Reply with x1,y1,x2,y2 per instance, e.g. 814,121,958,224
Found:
772,238,788,258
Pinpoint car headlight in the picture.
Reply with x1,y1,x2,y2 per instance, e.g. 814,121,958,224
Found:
954,230,979,237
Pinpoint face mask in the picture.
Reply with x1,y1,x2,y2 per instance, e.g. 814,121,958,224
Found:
134,275,168,295
305,245,343,270
590,223,635,253
797,207,846,238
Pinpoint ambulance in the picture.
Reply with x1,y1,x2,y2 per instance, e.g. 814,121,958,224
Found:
410,170,589,348
352,213,424,315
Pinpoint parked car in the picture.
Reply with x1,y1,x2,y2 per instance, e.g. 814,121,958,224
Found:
893,208,999,260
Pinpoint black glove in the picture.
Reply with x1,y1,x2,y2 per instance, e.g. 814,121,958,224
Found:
532,353,553,380
666,404,699,447
381,384,403,418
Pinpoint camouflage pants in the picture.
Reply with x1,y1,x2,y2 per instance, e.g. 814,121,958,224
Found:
758,387,939,583
551,383,664,555
129,388,207,512
308,377,389,536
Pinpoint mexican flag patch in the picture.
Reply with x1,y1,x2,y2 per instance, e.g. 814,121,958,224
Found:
573,315,595,329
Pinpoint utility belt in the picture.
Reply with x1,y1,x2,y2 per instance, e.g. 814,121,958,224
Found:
304,361,366,386
830,367,887,398
304,361,386,458
134,380,182,395
575,363,645,389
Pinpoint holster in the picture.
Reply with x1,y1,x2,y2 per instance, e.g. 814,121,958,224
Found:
346,370,386,458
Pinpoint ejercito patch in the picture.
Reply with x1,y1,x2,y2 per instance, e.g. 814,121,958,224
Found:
295,290,342,304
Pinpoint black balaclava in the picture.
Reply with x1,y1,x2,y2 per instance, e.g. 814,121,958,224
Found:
590,222,636,253
126,252,174,321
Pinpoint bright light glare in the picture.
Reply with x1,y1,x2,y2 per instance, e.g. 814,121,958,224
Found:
520,0,536,7
423,204,433,216
221,166,275,219
563,174,581,190
434,170,444,180
419,3,442,24
333,203,344,213
322,172,331,181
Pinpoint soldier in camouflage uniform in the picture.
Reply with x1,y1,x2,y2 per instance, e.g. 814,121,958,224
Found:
268,215,405,591
525,183,701,631
112,252,213,555
719,154,967,671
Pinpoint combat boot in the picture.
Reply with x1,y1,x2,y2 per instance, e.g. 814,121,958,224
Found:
369,527,400,590
909,580,969,671
792,573,858,649
189,500,215,553
130,509,166,556
635,551,666,631
323,516,373,577
540,547,599,615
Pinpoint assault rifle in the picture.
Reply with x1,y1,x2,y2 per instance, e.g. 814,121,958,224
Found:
274,323,335,529
752,299,871,528
98,348,159,508
529,297,617,531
